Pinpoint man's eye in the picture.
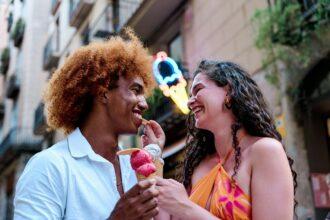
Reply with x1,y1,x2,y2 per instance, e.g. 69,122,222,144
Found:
132,88,140,93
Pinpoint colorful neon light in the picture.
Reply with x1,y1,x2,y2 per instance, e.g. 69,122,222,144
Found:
153,51,189,114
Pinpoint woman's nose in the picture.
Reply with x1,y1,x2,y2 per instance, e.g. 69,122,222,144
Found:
187,96,196,110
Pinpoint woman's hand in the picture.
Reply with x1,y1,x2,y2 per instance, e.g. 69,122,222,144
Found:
141,120,165,150
155,177,192,217
155,178,220,220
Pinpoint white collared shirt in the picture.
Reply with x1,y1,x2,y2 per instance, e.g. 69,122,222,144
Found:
14,128,137,220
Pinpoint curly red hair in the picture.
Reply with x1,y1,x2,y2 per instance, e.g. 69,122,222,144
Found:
43,28,154,134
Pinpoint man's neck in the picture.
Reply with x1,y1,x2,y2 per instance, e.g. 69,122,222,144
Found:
80,123,119,163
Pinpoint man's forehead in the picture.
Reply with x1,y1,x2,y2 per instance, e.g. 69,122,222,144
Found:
130,76,145,86
120,75,144,85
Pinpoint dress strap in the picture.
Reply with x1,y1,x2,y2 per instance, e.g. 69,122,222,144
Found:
220,148,234,166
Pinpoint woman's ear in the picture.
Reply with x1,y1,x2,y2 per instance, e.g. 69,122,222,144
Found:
224,94,232,109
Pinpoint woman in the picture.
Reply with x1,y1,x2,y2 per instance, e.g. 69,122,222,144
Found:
155,60,296,220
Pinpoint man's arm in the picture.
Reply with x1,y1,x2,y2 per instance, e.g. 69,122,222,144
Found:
14,151,66,219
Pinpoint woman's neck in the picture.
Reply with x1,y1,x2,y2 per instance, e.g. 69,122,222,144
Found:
213,125,247,160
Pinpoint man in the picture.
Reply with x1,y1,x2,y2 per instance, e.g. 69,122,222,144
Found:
14,29,165,219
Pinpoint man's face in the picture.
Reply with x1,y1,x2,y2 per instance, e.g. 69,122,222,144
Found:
105,76,148,135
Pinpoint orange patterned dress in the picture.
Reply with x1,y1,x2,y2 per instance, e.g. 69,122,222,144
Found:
189,163,251,219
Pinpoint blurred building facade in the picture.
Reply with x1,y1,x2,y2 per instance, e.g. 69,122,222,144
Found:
0,0,329,219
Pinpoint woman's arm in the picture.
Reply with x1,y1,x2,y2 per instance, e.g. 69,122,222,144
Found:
251,138,294,220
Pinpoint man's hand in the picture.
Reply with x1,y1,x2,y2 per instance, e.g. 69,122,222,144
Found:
141,120,165,150
109,179,159,220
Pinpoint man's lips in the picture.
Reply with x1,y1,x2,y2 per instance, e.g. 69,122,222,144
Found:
132,109,143,126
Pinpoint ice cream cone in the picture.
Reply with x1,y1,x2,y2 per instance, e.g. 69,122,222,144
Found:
117,147,164,181
116,148,140,155
154,158,164,177
136,172,157,181
136,158,163,181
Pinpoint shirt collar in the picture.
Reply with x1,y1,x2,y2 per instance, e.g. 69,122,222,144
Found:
68,128,96,159
67,127,111,163
67,128,127,164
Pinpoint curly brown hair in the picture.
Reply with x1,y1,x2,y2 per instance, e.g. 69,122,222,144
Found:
183,60,297,207
43,28,154,134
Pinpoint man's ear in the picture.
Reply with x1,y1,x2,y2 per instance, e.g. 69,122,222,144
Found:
99,91,110,104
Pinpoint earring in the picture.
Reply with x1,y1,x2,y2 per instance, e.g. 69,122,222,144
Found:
225,97,232,109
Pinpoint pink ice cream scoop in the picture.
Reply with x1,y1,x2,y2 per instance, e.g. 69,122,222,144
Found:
130,150,156,177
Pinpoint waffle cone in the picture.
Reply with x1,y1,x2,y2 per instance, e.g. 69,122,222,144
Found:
154,159,164,177
136,158,164,181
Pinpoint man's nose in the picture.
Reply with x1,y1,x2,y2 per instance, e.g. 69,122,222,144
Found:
139,97,149,111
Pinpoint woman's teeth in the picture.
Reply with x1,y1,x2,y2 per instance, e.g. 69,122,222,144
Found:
193,107,203,115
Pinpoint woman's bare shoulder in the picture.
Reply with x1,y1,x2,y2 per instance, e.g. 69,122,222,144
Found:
249,137,287,164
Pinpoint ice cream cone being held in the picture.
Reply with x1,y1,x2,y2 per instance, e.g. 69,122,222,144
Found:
117,146,164,180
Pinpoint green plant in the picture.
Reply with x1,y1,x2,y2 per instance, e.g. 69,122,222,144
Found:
252,0,330,88
143,87,166,120
1,48,10,74
11,18,25,47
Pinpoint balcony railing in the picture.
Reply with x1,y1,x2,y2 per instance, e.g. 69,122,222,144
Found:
34,103,48,135
51,0,61,15
90,3,116,40
6,74,20,99
69,0,95,28
43,32,60,70
0,127,43,173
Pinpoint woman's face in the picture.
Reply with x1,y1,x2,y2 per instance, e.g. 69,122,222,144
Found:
187,73,231,131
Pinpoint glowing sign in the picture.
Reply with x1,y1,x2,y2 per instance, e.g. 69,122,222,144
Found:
153,51,189,114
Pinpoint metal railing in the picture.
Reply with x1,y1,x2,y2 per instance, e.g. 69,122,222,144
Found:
0,127,43,157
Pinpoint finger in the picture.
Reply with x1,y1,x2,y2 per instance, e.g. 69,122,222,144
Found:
144,124,157,140
139,186,159,203
155,176,169,186
149,120,165,137
168,178,179,185
125,179,156,197
141,135,148,146
142,197,158,211
142,207,159,220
